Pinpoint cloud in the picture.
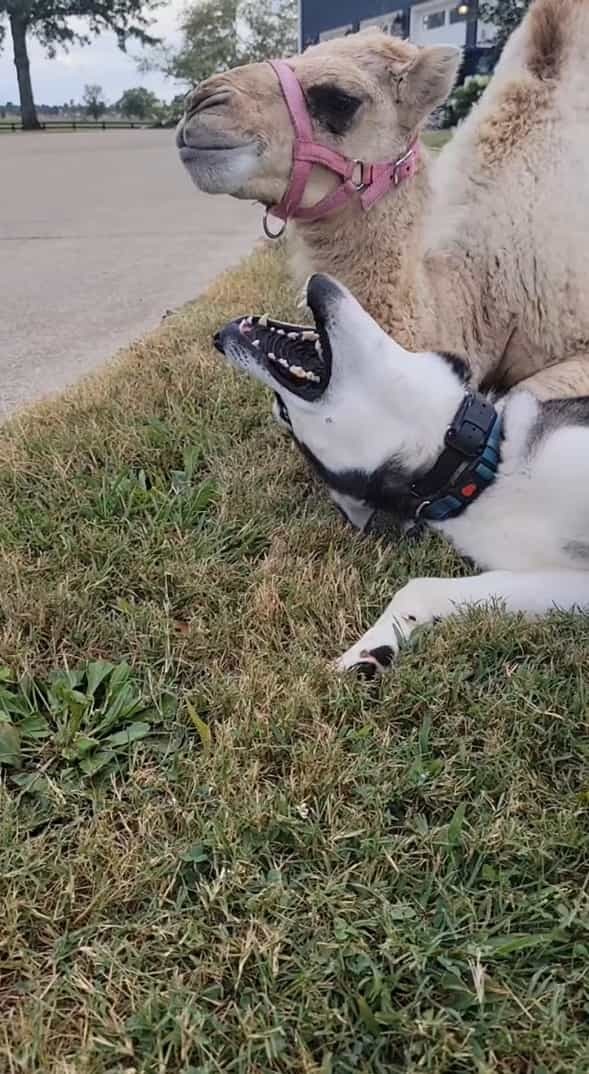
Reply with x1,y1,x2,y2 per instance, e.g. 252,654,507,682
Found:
0,2,186,105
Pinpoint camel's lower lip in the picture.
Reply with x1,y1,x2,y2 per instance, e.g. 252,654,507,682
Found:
179,143,255,160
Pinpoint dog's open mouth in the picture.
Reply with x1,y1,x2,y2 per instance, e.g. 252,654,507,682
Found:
214,310,332,398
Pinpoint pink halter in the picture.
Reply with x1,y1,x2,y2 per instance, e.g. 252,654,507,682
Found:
263,59,420,238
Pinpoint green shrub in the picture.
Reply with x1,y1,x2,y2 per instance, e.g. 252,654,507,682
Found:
442,75,491,128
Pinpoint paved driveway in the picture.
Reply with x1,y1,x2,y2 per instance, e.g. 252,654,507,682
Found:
0,130,260,416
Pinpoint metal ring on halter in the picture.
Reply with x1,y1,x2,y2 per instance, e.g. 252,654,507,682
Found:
351,159,367,191
263,209,287,240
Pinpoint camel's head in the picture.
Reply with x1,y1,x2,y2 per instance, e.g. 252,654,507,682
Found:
177,31,461,209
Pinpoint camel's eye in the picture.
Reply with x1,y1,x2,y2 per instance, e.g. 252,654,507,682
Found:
306,85,362,136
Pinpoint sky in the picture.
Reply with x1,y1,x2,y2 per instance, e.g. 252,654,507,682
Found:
0,1,185,106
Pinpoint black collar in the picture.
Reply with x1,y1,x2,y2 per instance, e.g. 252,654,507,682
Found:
410,392,503,523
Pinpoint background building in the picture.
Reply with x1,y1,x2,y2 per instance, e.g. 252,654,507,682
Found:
299,1,496,80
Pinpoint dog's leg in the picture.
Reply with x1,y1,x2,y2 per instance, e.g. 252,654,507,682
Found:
336,570,589,675
329,490,375,533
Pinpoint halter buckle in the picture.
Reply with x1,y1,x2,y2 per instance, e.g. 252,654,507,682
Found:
393,144,414,185
263,208,287,240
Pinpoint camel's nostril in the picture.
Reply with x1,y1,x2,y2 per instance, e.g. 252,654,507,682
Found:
186,90,232,119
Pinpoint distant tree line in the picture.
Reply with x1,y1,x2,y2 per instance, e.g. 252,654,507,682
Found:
0,85,182,125
0,1,161,130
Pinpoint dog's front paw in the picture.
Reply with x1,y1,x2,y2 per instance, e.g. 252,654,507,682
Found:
335,614,413,676
335,643,396,677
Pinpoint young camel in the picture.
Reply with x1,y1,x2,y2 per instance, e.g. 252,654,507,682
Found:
177,0,589,401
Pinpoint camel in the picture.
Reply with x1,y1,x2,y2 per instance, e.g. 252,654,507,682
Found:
177,0,589,401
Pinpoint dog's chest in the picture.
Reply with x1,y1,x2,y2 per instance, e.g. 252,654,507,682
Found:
440,475,584,572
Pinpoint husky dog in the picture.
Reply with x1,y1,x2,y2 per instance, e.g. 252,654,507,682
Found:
214,274,589,675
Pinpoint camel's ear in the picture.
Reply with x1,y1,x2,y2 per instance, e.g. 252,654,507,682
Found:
393,45,461,128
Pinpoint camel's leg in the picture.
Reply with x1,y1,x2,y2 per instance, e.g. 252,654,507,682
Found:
336,570,589,675
516,356,589,401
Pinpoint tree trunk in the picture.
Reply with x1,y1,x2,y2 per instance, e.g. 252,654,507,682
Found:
9,12,40,131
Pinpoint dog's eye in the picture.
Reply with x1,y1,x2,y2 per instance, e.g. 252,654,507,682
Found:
306,84,362,136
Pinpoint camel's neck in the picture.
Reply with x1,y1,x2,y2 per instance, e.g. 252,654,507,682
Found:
288,160,431,351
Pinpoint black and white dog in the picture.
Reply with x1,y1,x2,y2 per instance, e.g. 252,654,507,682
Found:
215,274,589,675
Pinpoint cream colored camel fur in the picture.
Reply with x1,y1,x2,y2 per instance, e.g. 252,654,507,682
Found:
178,0,589,399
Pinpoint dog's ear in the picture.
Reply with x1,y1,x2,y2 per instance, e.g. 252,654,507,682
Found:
393,45,461,129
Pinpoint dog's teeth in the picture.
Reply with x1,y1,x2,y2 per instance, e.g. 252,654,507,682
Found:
253,339,260,348
279,357,289,368
276,328,285,336
308,372,321,383
268,351,276,360
290,365,307,379
288,332,299,340
246,316,254,325
315,341,322,355
302,330,318,342
258,314,269,327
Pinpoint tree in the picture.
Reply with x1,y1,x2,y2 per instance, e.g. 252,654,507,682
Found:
0,1,161,131
478,0,533,56
83,82,106,119
442,76,490,128
241,0,297,63
117,85,159,119
145,0,297,86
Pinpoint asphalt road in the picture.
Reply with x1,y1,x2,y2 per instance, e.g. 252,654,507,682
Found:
0,130,260,417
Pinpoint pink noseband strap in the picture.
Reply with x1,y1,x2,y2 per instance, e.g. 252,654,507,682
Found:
265,59,420,234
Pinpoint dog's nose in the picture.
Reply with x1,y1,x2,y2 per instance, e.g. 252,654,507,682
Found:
306,274,345,319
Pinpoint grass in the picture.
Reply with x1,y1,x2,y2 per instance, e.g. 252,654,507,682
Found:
1,243,589,1074
423,130,453,151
